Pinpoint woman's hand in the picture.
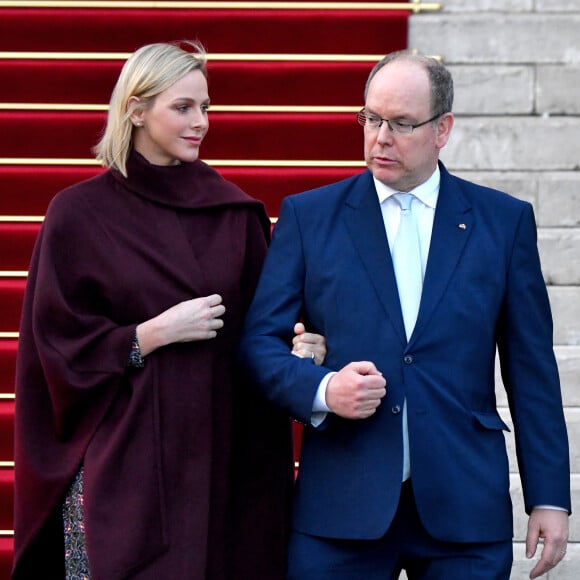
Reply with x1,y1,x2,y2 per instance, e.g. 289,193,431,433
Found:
137,294,225,356
291,322,327,365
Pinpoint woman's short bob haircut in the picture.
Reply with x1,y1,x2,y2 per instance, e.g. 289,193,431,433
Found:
94,41,207,177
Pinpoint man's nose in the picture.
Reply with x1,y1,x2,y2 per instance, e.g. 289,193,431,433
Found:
376,121,394,144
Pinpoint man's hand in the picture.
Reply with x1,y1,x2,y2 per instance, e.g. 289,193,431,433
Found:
526,508,569,578
325,361,386,419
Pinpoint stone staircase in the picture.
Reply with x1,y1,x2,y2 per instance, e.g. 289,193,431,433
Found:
410,1,579,578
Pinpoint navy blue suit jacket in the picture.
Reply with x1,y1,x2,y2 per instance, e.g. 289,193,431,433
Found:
239,162,570,543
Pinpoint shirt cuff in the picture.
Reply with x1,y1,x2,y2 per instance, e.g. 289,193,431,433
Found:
310,372,335,427
532,505,569,513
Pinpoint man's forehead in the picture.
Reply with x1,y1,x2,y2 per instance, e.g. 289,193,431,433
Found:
366,65,430,108
370,61,427,88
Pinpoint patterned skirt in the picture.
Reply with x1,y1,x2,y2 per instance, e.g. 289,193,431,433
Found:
62,467,91,579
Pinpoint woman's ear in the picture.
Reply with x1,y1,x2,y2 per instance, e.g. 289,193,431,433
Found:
128,96,145,127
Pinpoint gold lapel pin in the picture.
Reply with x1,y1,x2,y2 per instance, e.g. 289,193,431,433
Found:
458,223,467,230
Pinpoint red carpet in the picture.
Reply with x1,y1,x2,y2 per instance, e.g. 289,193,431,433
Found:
0,280,26,333
0,8,407,53
0,341,17,394
2,60,375,106
0,539,13,580
0,406,14,477
1,110,365,160
0,1,415,573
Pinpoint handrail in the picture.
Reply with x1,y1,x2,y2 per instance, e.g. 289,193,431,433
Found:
0,158,365,167
0,52,387,62
0,1,442,13
0,216,44,222
0,158,100,166
0,103,360,113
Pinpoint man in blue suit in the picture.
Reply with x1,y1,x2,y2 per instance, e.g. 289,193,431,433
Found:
239,51,570,579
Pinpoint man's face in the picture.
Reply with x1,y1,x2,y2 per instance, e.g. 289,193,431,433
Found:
363,60,453,192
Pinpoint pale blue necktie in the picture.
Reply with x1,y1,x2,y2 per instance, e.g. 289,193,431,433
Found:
391,192,423,481
392,193,423,340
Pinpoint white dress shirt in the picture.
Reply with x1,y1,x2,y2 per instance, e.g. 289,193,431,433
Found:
311,167,439,433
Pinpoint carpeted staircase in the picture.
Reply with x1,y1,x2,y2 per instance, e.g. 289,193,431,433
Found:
0,1,441,575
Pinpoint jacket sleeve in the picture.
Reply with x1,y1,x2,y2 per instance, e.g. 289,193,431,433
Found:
238,197,331,423
497,202,571,513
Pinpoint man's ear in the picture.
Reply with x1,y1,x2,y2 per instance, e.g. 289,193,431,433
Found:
436,112,454,149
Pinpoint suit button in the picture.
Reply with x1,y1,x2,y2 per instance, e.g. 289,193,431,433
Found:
403,355,413,364
391,405,401,415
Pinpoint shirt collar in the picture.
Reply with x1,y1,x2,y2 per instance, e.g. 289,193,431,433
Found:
373,165,440,209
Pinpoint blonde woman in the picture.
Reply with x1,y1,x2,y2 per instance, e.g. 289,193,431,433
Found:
13,41,325,579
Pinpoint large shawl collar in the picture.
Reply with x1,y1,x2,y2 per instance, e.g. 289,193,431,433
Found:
111,149,265,213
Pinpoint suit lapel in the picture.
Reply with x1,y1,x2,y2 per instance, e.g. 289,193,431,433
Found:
411,165,473,343
342,172,408,344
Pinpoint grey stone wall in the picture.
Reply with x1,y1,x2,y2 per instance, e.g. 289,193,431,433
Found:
409,1,579,578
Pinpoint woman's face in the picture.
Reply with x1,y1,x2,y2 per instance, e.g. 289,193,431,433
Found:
131,69,210,166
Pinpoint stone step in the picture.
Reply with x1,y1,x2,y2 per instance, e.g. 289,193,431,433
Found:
499,408,580,474
453,171,580,229
548,287,580,345
440,117,580,172
409,13,580,64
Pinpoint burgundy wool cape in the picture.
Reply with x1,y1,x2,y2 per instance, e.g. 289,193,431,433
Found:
12,151,294,579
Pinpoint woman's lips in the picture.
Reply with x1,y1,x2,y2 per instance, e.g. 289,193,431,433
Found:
183,136,203,145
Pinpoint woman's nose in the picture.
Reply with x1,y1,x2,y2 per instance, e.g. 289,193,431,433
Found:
191,108,208,128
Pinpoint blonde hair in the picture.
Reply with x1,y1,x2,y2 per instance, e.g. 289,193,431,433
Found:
94,41,207,177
